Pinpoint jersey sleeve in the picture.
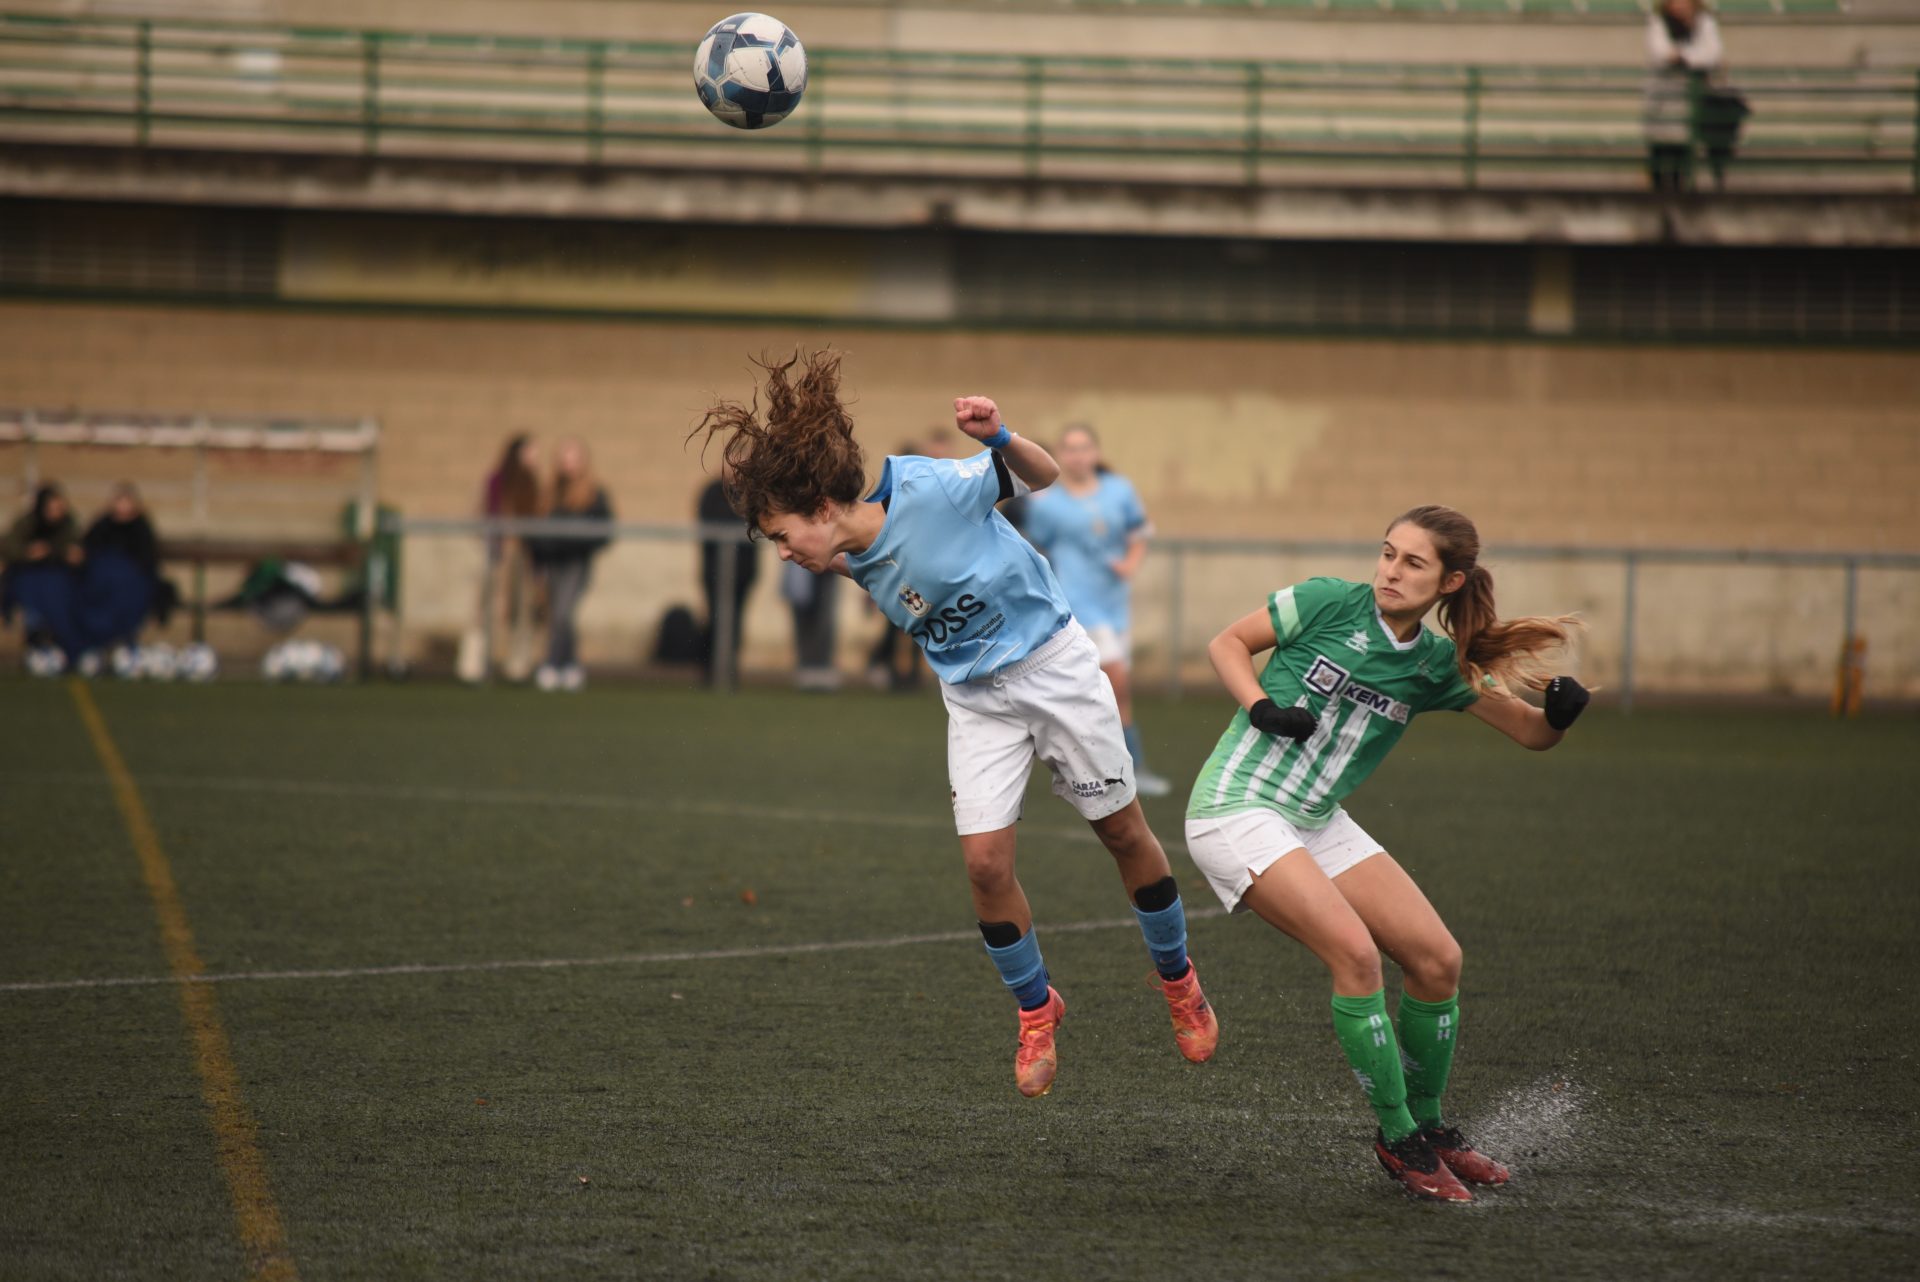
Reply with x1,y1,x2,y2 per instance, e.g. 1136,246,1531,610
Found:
1267,577,1350,648
934,450,1030,525
1422,639,1481,712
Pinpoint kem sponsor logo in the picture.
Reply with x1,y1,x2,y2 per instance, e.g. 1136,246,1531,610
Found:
1303,654,1412,725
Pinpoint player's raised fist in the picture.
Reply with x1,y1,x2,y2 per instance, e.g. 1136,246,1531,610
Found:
953,396,1001,439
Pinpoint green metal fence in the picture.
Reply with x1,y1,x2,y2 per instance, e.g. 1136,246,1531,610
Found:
0,11,1912,191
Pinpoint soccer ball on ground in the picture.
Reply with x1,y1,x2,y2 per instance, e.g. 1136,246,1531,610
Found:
693,13,807,130
177,643,219,683
25,645,67,678
142,642,179,682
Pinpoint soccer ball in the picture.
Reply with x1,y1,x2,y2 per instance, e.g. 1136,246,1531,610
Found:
262,639,297,681
310,643,345,683
25,645,66,678
142,642,179,682
693,13,807,130
178,643,219,683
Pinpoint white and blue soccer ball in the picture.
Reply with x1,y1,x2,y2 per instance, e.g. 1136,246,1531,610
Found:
25,645,66,678
265,638,345,683
142,642,179,682
311,642,345,683
694,13,807,130
177,642,219,683
262,639,300,682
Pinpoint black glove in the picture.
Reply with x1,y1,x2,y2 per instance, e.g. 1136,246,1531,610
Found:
1543,676,1590,731
1249,698,1316,741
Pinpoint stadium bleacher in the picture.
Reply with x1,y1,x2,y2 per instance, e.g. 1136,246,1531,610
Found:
0,11,1913,191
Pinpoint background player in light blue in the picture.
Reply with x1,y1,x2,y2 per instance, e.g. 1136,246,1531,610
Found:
1021,424,1169,796
694,351,1219,1098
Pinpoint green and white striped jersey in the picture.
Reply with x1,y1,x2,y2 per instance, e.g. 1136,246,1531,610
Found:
1187,577,1480,827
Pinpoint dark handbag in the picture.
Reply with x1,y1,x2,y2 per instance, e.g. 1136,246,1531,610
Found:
1698,89,1751,150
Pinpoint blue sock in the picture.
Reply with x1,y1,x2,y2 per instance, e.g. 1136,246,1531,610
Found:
1123,723,1146,769
983,928,1052,1010
1133,896,1191,981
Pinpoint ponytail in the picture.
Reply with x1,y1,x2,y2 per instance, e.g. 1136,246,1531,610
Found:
1393,505,1581,694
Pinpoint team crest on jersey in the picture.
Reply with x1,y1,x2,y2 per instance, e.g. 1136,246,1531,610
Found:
1344,628,1371,654
1303,655,1350,697
898,586,932,617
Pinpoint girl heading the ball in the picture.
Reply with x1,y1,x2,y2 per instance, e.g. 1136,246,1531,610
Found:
695,351,1218,1097
1186,505,1589,1202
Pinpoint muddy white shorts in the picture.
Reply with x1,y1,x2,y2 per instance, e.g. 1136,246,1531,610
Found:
1084,623,1131,667
940,621,1137,835
1183,806,1384,912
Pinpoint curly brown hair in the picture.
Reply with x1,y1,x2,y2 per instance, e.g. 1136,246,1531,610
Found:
692,350,867,536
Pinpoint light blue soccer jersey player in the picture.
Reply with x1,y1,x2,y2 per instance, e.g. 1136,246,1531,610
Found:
694,351,1219,1098
1020,425,1170,796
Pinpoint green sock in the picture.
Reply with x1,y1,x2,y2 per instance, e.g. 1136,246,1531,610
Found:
1330,990,1418,1143
1398,991,1461,1130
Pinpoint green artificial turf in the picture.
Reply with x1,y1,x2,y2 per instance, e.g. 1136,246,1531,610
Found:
1,679,1915,1280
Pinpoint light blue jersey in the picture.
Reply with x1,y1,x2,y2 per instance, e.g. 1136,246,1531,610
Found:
844,451,1072,684
1022,472,1148,633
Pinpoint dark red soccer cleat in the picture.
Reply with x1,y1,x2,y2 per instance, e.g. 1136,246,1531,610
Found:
1374,1129,1474,1203
1422,1125,1511,1187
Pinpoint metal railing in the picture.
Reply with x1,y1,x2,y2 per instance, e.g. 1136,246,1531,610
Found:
388,515,760,692
1,12,1912,191
1150,537,1919,710
380,515,1920,705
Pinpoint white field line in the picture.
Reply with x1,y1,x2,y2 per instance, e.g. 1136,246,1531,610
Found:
8,769,1182,851
0,907,1226,995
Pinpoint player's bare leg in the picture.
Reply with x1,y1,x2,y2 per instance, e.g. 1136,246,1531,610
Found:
1090,802,1218,1063
1337,855,1508,1186
1243,853,1472,1202
962,825,1063,1097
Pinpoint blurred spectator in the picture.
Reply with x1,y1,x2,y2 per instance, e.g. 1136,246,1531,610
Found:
699,463,758,686
2,483,82,569
83,483,157,574
1644,0,1727,194
82,482,174,648
1022,424,1170,797
783,560,840,691
461,432,541,683
529,439,612,693
1,483,83,662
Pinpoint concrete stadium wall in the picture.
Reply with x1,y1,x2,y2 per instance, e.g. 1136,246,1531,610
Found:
11,1,1920,66
1,299,1915,696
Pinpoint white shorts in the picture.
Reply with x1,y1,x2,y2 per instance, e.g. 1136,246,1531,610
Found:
1084,623,1131,667
941,621,1137,835
1183,807,1384,913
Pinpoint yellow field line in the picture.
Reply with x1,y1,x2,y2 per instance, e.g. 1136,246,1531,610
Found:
69,680,298,1282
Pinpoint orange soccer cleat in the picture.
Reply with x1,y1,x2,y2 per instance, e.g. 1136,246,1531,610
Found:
1374,1129,1475,1203
1151,965,1220,1064
1014,987,1067,1097
1422,1125,1511,1187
